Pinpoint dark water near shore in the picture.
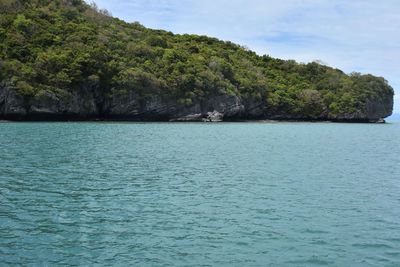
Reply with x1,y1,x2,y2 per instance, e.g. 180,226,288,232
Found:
1,122,400,266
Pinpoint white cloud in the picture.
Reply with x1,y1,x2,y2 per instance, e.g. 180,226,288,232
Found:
90,0,400,113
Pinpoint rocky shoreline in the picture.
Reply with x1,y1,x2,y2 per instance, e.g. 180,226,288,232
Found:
0,89,392,124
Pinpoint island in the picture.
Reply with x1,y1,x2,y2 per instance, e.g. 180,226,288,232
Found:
0,0,394,122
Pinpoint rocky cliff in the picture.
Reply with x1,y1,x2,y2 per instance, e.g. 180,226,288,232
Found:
0,82,393,122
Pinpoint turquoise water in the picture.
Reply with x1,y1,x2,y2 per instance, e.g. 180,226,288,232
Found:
1,122,400,266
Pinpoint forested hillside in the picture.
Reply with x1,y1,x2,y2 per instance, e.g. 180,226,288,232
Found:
0,0,394,121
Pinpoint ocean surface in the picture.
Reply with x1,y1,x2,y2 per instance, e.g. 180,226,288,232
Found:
1,121,399,266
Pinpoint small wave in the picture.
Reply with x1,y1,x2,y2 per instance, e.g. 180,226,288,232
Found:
286,256,334,266
352,243,393,249
303,229,329,234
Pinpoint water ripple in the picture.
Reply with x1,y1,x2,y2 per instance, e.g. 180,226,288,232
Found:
1,122,400,266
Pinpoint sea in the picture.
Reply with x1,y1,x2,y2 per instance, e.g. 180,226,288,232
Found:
1,121,399,266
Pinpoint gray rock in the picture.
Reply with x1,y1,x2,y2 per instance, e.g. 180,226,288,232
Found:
172,113,203,122
327,95,393,122
203,111,224,122
0,83,27,117
0,82,394,122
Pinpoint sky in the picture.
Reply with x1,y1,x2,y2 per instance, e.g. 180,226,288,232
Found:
89,0,399,114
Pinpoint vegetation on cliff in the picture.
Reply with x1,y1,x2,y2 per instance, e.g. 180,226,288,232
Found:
0,0,394,120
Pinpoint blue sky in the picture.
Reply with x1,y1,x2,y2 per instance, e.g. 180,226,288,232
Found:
89,0,399,114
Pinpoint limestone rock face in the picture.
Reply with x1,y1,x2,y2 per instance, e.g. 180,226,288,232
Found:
364,95,393,121
0,83,394,122
326,95,393,122
0,84,27,118
203,111,224,122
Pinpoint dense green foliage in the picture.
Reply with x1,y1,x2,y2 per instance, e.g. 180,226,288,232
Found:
0,0,394,118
